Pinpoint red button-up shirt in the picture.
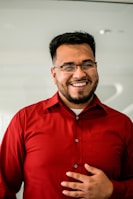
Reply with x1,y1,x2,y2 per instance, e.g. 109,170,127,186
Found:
0,92,133,199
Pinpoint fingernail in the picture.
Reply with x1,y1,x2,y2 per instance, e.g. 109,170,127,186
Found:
66,171,71,176
61,182,65,186
62,190,67,195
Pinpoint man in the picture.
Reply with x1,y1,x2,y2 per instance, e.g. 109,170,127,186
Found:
0,31,133,199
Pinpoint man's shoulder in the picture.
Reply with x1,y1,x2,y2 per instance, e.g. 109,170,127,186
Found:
18,92,59,114
102,103,132,123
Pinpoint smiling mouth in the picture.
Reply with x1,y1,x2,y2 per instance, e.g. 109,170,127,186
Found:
70,78,90,87
72,82,88,87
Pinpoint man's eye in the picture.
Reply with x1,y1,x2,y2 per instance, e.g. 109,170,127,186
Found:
83,63,93,67
63,65,74,71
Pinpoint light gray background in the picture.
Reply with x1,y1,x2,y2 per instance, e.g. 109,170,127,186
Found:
0,0,133,197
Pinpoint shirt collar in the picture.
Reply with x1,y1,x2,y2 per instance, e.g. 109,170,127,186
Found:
43,92,59,109
85,94,108,113
43,92,107,114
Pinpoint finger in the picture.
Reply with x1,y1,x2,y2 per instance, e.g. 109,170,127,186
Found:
84,163,100,175
61,181,83,190
66,171,88,182
62,189,83,198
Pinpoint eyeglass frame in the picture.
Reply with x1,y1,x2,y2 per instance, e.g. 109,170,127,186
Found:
53,60,97,72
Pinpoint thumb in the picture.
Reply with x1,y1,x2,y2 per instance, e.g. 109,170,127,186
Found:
84,163,99,175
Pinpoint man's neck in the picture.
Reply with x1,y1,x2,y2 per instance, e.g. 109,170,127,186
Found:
58,92,94,109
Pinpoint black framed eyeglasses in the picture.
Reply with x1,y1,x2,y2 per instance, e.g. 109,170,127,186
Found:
54,60,97,72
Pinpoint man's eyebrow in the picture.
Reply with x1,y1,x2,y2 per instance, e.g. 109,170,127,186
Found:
62,59,94,66
63,61,75,65
63,59,93,64
82,59,93,63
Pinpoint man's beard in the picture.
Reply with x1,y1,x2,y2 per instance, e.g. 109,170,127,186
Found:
61,80,98,105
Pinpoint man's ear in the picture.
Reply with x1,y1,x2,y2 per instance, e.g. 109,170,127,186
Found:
51,67,55,76
51,67,56,84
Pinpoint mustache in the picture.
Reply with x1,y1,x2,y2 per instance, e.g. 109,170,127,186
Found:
69,77,92,84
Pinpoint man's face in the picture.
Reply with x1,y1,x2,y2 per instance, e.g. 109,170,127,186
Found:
51,43,99,108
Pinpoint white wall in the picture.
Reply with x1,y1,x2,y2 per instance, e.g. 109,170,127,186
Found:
0,1,133,198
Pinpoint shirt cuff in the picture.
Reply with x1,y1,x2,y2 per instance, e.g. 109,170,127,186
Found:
109,180,126,199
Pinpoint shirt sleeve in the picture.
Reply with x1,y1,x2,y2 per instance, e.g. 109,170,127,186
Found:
0,110,25,198
110,179,133,199
0,172,16,199
110,121,133,199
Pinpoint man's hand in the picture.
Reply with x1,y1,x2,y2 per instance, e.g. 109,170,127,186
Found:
61,163,113,199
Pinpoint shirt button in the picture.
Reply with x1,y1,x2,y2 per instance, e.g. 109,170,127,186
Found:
74,164,78,169
76,115,79,120
75,138,79,143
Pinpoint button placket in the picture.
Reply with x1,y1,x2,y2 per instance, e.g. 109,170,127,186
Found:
73,114,81,171
75,138,79,143
76,115,79,120
74,164,78,169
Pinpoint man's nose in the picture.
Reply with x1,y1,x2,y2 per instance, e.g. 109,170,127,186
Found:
73,65,86,77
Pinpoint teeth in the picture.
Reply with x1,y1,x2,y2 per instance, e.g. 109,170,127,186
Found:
72,82,86,87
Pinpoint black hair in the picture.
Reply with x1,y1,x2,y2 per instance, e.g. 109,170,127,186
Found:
49,31,96,60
